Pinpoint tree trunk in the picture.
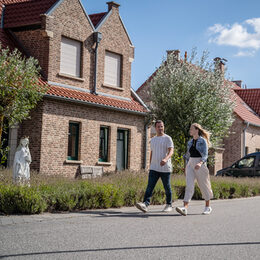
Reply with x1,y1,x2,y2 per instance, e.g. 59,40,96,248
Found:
0,114,4,146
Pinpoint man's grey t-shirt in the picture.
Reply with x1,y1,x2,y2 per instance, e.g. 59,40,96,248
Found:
149,134,174,173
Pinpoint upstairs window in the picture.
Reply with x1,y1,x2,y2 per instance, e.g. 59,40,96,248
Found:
60,36,82,77
104,51,122,87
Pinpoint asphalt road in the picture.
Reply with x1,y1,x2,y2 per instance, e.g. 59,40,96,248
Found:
1,197,260,260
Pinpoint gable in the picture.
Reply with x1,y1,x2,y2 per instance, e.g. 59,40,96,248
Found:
46,0,95,31
95,9,132,46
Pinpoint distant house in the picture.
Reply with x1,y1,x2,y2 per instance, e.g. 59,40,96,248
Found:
136,50,260,174
1,0,150,177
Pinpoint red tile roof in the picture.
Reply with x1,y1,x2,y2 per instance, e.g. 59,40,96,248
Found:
3,0,57,28
46,84,148,114
234,88,260,117
233,91,260,126
89,12,107,27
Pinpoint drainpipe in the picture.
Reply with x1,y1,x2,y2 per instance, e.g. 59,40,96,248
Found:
1,5,5,29
93,32,102,95
144,123,148,169
243,121,249,156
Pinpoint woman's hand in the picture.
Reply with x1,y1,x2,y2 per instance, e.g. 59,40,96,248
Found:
195,162,203,170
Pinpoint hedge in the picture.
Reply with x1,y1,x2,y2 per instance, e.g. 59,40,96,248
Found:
1,170,260,215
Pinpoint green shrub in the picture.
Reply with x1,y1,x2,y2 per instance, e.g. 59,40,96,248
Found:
1,169,260,215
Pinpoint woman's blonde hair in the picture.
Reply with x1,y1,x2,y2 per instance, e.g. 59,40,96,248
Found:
192,123,211,146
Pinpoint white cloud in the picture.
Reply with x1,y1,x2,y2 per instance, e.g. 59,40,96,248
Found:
234,50,256,57
208,18,260,53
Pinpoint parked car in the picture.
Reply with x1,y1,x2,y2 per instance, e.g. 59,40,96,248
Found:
216,152,260,177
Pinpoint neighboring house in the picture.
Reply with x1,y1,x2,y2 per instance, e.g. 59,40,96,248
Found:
0,0,150,177
136,50,260,174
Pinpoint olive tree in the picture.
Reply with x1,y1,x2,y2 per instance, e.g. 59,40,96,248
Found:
150,49,235,160
0,46,47,163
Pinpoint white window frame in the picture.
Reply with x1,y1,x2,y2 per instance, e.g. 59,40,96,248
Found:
104,51,122,88
60,36,82,78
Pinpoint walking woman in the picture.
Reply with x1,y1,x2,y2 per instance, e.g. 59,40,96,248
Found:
176,123,213,216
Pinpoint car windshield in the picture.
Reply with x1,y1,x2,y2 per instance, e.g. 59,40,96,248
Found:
238,157,255,168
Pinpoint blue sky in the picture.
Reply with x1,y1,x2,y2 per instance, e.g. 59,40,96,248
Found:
83,0,260,90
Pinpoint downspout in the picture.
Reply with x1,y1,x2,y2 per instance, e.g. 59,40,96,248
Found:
93,32,102,95
144,122,151,169
243,121,249,156
1,5,5,29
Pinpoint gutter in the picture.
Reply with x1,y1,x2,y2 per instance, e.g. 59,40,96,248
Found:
44,94,147,116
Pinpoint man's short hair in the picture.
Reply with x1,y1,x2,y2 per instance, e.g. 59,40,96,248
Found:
155,120,164,127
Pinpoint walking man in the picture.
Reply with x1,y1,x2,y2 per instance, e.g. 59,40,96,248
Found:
136,120,174,213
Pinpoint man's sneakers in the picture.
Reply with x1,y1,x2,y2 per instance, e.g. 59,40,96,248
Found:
203,206,212,215
175,206,188,216
135,202,148,213
162,204,173,212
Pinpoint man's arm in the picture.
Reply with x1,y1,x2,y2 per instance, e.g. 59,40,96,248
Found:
150,151,152,165
160,147,174,166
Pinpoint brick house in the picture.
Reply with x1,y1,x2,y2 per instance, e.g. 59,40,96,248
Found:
136,50,260,174
1,0,150,177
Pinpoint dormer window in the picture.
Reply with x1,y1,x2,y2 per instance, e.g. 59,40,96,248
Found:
104,51,122,88
60,36,82,78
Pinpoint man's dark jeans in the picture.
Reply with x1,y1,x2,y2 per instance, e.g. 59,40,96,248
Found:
143,170,172,206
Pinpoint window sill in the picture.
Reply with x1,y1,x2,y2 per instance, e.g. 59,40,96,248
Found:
96,161,112,166
58,73,85,82
65,160,83,164
102,84,123,91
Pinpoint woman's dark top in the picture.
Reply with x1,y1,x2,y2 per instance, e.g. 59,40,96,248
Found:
189,139,201,157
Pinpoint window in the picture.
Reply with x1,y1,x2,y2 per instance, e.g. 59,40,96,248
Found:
60,37,82,77
245,146,249,155
67,123,80,160
104,51,122,87
237,156,255,168
99,127,109,162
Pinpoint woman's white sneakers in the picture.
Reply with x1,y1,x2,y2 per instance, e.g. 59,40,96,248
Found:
203,206,212,215
176,206,212,216
175,206,188,216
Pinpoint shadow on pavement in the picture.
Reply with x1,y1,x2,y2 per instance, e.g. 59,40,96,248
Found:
1,242,260,258
71,210,201,218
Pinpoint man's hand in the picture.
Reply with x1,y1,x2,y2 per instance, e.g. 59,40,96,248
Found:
160,159,167,166
195,162,203,170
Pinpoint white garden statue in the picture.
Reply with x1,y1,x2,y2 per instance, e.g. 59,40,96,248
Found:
13,137,32,185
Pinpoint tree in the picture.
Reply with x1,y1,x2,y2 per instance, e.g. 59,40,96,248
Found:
150,49,235,159
0,46,48,162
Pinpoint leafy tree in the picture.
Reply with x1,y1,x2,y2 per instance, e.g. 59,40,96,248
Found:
150,49,235,159
0,46,48,163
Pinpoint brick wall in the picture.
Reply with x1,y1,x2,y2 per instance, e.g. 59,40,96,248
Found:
45,0,95,90
38,98,147,177
18,102,44,171
14,29,50,79
96,5,134,99
245,124,260,154
222,116,243,167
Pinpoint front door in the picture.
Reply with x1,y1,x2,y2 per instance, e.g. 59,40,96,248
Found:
116,129,128,171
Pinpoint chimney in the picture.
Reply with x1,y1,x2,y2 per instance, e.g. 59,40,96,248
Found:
232,80,242,88
214,57,227,73
166,50,180,61
107,1,120,11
